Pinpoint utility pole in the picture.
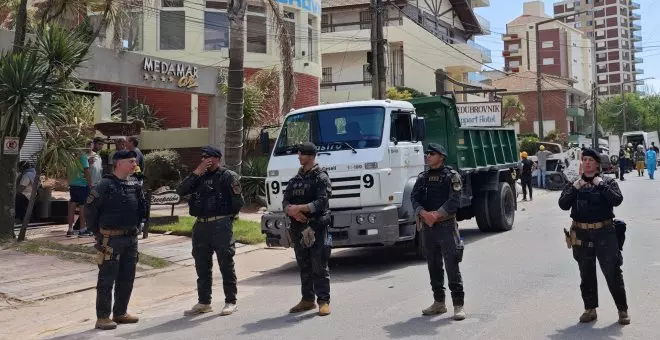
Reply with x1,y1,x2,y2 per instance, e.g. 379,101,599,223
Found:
376,0,387,99
534,22,544,140
370,0,380,99
592,82,598,149
621,83,627,132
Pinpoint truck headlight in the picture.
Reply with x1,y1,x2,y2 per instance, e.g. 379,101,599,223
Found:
266,220,274,228
275,220,285,229
368,214,376,224
268,170,279,176
356,215,365,224
365,162,378,169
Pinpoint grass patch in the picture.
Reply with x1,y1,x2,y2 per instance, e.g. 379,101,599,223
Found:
7,239,169,269
150,216,265,245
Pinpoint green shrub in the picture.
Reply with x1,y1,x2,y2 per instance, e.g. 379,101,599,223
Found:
519,136,539,156
144,150,187,191
241,156,268,206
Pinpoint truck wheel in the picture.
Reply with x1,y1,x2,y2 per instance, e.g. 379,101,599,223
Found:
487,182,515,232
474,192,492,232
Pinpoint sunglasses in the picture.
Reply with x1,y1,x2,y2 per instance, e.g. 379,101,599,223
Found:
425,152,438,156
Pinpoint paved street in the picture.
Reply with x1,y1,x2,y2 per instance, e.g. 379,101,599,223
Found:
48,175,659,339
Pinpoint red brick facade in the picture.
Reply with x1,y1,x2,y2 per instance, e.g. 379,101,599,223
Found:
292,73,320,110
516,90,569,135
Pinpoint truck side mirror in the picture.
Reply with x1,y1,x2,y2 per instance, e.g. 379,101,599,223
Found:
259,130,270,154
414,117,426,141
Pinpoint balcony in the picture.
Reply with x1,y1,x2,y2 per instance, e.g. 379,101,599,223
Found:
502,47,520,57
468,40,492,63
634,46,643,52
632,33,642,42
634,57,643,63
631,13,641,21
630,23,641,31
630,1,640,9
467,72,488,84
634,68,644,75
568,107,585,118
502,33,520,41
475,13,491,35
471,0,490,8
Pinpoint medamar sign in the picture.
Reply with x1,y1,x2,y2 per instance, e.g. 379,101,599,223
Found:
143,57,199,89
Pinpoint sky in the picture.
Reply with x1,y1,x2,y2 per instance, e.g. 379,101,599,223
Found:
473,0,660,92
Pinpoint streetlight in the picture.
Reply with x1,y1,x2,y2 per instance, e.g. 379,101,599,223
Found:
621,77,654,132
535,9,592,140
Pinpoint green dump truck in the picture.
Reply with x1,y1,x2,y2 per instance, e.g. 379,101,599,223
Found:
260,96,519,256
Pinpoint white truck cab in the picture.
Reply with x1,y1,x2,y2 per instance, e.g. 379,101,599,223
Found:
259,100,428,249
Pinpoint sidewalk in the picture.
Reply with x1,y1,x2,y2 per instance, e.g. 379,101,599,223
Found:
0,244,304,339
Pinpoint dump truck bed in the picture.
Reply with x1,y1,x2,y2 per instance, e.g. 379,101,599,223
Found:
408,96,519,171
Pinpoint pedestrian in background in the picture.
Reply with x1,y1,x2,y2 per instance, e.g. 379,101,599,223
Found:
177,146,244,317
411,143,466,321
85,150,146,330
535,145,552,189
282,142,333,316
67,141,94,237
558,148,629,325
646,147,657,180
126,136,145,173
618,145,626,181
519,152,534,201
634,144,645,177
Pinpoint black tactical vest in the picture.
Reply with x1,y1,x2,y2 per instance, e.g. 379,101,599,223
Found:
189,169,232,217
99,176,141,230
421,167,451,211
570,180,616,223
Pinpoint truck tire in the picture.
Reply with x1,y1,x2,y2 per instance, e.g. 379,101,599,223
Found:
487,182,515,232
474,192,492,232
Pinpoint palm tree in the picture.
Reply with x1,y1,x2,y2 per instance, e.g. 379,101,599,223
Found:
225,0,247,174
0,22,98,240
265,0,297,114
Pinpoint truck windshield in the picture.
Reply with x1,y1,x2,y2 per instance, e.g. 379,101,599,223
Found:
273,106,385,156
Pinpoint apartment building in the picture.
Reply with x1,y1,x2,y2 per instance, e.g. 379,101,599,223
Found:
502,1,593,95
554,0,642,96
319,0,493,104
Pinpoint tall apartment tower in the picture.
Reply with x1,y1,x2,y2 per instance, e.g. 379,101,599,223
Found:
553,0,642,97
502,1,593,95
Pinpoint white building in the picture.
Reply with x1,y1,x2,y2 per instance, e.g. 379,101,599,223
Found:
319,0,493,104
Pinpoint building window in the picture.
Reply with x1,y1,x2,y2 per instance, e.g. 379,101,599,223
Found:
284,10,296,56
321,67,332,87
363,64,372,83
543,58,554,65
509,60,520,68
308,16,318,62
159,12,185,50
542,41,554,48
204,4,229,50
587,32,593,37
247,0,267,53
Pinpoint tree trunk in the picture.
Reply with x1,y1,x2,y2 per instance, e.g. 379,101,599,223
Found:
17,167,41,241
12,0,28,53
0,155,19,240
226,0,247,174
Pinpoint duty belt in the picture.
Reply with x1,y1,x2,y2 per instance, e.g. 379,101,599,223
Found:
100,228,132,236
197,215,231,223
572,219,613,230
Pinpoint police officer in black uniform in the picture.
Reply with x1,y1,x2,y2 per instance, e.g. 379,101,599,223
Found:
85,150,147,330
558,148,630,325
283,142,333,316
176,145,244,317
411,143,466,321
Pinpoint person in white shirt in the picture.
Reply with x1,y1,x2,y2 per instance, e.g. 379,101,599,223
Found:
89,137,105,186
15,161,36,222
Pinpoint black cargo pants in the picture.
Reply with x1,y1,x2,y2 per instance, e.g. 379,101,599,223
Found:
572,226,628,311
192,218,237,304
96,235,138,319
423,220,465,306
292,224,331,304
